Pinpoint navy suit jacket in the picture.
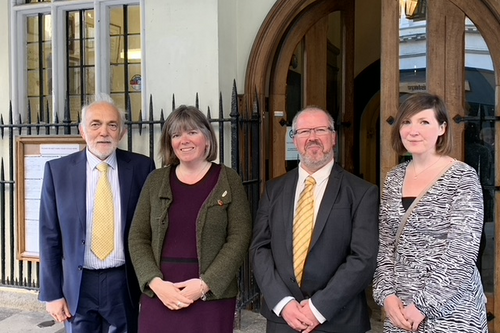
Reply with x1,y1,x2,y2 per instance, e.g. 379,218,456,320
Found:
38,148,155,315
250,164,379,333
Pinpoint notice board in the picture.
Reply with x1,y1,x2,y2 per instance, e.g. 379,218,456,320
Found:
16,136,86,261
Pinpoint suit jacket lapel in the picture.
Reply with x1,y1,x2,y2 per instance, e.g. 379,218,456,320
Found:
116,149,133,234
73,150,88,232
284,170,299,255
310,164,342,248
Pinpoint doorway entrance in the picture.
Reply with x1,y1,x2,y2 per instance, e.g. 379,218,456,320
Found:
245,0,500,331
244,0,358,180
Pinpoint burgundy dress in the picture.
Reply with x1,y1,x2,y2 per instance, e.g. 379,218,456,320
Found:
138,164,236,333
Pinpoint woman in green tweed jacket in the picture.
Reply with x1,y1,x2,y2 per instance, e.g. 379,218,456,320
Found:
128,105,252,333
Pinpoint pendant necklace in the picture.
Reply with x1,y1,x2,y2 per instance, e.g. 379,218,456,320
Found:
412,156,442,179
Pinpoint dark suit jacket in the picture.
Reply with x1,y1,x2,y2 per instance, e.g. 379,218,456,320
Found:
38,148,155,315
250,164,379,333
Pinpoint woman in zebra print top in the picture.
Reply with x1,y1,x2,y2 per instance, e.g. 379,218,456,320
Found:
373,93,488,332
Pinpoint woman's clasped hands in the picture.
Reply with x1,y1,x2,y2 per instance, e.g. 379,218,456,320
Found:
384,295,425,331
149,277,196,311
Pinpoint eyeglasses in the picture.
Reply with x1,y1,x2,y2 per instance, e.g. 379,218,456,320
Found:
293,126,334,138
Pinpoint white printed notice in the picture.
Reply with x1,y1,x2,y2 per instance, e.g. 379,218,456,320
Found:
285,126,299,161
23,143,81,256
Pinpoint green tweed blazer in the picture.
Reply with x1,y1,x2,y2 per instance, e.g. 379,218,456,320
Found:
129,164,252,300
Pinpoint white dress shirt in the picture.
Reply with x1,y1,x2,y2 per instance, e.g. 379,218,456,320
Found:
83,150,125,269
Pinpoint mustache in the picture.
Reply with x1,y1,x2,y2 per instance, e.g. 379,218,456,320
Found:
305,140,323,149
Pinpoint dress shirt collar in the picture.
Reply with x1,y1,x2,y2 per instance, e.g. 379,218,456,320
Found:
86,149,117,171
297,159,334,186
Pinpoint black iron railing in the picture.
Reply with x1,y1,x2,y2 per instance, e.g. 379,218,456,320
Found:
0,81,261,316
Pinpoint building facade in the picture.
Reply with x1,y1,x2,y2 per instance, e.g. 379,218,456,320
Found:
1,0,500,330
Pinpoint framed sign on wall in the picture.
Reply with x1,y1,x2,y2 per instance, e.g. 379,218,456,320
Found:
16,136,86,261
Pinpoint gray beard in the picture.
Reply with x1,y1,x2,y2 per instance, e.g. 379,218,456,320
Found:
299,149,334,172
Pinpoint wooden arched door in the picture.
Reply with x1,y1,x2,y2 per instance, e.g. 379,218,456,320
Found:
244,0,356,180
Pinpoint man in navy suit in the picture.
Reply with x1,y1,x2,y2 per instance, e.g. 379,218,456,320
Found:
251,106,379,333
39,94,155,333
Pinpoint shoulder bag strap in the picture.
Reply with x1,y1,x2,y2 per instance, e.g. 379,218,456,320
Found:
394,160,457,250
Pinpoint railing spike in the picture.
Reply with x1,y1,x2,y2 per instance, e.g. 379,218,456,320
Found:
138,110,143,136
9,100,13,125
0,114,4,138
64,94,71,134
230,80,240,118
219,92,224,119
55,113,60,135
149,94,154,121
160,108,165,132
19,113,23,135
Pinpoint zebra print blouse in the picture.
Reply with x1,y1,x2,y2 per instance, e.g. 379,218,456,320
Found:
373,160,488,332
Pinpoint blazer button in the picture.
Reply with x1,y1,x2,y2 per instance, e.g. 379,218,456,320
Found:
81,240,85,244
290,277,296,283
78,265,83,271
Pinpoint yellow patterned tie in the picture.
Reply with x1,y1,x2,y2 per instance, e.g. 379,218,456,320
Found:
91,163,115,260
293,176,316,285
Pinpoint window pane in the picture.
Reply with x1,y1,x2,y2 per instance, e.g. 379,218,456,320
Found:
85,12,95,38
42,16,52,42
27,43,40,70
27,70,39,96
43,68,52,95
127,35,141,63
129,92,141,119
25,13,51,123
85,67,95,95
69,95,82,121
399,1,427,95
110,93,125,113
67,9,95,120
85,39,95,66
110,7,123,30
110,35,122,64
43,41,52,68
27,16,38,43
462,18,496,293
68,67,80,94
111,65,125,92
109,5,141,118
128,6,141,35
128,64,141,90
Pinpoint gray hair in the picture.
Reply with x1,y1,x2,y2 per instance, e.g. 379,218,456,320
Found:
80,93,126,134
291,106,335,132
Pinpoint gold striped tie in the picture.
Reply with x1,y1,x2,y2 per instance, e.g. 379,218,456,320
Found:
91,163,115,260
293,176,316,285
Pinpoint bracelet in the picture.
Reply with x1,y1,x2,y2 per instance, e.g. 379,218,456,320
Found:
200,277,207,301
